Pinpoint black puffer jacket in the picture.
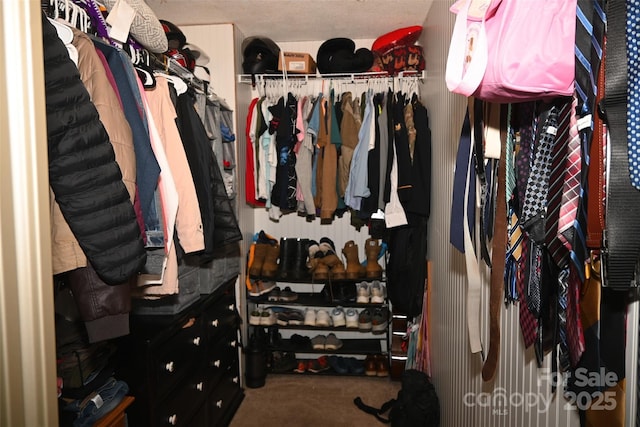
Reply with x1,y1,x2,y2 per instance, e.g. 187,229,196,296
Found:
42,13,145,284
175,90,242,262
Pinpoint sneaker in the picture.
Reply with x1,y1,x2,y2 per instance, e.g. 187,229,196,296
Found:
370,281,385,303
358,308,372,331
249,309,262,325
344,357,365,375
260,280,277,295
315,309,331,327
267,286,281,301
248,281,262,298
356,282,370,303
294,360,308,373
371,307,389,333
311,334,326,350
345,308,359,328
328,355,349,374
260,308,276,326
271,351,297,373
308,356,330,373
279,286,298,302
304,308,317,326
324,333,343,351
286,309,305,325
330,307,346,327
290,334,311,349
276,311,290,326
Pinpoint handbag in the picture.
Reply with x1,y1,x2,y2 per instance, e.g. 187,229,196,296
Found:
445,0,577,103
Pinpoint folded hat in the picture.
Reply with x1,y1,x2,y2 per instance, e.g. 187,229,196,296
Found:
371,25,423,54
101,0,168,53
316,38,374,74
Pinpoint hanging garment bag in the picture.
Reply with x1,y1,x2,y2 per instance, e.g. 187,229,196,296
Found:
445,0,576,103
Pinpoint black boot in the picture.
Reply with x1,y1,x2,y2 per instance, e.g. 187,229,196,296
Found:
291,238,310,280
277,238,297,280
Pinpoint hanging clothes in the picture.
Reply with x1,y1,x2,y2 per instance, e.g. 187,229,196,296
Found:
43,13,145,286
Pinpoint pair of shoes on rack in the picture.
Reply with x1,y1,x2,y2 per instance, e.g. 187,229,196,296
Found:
249,308,277,326
266,286,298,302
278,237,312,281
275,309,305,326
356,281,386,303
358,307,388,332
311,333,343,351
248,280,278,298
248,231,280,279
308,238,347,280
271,351,297,373
364,354,389,377
327,356,365,375
295,356,330,374
304,308,332,327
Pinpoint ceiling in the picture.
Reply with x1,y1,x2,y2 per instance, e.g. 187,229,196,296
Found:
146,0,434,42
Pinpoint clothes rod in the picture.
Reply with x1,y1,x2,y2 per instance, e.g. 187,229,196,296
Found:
237,70,425,85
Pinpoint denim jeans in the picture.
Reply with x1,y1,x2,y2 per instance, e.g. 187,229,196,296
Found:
64,377,129,427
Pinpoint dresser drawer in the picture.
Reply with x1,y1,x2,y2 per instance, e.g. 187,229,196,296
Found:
208,371,243,427
207,330,239,371
154,370,208,427
204,295,240,342
153,316,205,399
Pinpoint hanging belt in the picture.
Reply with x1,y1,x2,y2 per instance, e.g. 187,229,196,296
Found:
601,0,640,289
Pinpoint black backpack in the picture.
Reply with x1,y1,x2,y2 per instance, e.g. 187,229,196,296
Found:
354,369,440,427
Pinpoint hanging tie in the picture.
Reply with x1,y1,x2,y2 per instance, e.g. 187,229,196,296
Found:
514,102,539,348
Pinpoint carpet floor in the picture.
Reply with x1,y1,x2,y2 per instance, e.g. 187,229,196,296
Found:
230,374,401,427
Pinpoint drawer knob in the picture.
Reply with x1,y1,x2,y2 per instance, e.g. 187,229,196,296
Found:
168,414,177,425
211,319,219,327
227,304,235,311
230,340,237,348
193,337,201,346
196,382,204,392
216,400,223,408
213,359,221,368
165,361,174,373
233,376,239,384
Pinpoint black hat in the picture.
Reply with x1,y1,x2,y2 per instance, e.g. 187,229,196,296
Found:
242,36,281,74
160,20,186,50
316,38,374,74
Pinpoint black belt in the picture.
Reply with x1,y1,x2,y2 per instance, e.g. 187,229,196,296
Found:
601,0,640,289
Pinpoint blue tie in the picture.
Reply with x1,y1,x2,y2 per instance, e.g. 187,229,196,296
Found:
627,0,640,188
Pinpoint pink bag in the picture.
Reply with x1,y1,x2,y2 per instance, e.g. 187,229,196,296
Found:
445,0,577,103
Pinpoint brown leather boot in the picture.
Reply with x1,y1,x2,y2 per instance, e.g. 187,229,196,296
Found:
365,238,383,279
248,243,268,277
319,238,346,280
342,240,366,280
262,242,280,278
308,241,329,280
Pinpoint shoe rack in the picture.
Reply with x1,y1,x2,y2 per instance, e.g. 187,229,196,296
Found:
245,235,392,377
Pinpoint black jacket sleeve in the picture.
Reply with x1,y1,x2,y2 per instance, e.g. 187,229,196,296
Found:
42,13,145,284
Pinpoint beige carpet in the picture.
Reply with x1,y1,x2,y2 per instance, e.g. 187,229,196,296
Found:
230,374,401,427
